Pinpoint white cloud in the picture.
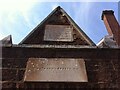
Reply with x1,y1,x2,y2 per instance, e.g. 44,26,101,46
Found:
0,0,39,41
12,0,118,2
52,4,59,10
0,33,6,40
0,0,36,12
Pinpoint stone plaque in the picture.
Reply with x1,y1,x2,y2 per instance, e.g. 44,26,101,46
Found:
24,58,88,82
44,25,73,41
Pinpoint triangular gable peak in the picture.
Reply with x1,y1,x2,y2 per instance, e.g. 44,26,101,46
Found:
19,6,95,46
0,35,12,45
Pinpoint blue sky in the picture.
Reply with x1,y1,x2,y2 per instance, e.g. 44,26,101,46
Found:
0,1,119,44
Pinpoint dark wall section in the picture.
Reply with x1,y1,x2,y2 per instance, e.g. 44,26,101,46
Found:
118,1,120,24
2,47,120,59
1,46,120,89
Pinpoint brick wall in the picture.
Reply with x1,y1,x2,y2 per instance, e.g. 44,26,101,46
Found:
1,46,120,89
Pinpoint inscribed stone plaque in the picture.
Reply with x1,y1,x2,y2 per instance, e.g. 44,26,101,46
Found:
44,25,73,41
24,58,88,82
